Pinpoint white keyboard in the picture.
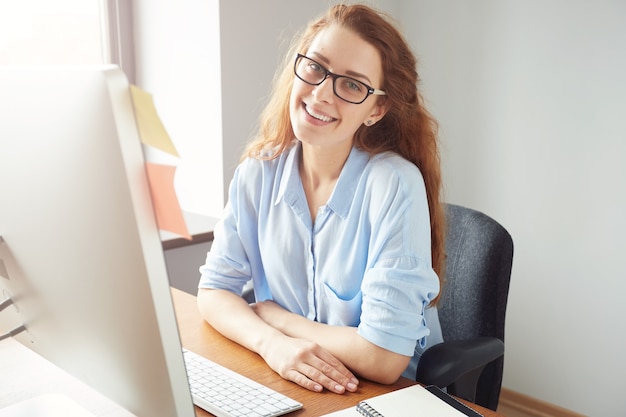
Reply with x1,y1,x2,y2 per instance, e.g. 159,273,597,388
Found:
182,349,303,417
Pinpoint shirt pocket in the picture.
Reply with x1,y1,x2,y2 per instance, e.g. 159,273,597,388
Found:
319,282,362,327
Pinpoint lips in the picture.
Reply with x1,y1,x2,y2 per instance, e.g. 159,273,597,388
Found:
304,103,336,123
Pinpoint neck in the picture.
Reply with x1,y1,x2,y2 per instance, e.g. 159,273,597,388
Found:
299,142,351,222
299,143,350,188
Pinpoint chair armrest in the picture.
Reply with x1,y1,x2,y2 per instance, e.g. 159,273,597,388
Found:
241,284,255,304
416,337,504,389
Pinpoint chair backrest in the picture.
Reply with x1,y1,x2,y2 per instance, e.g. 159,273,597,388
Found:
439,204,513,409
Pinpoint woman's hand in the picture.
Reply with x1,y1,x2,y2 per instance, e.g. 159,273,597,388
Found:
252,300,359,394
252,299,410,386
259,332,359,394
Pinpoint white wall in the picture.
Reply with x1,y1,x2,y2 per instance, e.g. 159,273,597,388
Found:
132,1,626,415
400,1,626,415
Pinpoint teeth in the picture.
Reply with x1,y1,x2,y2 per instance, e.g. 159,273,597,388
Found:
305,105,334,122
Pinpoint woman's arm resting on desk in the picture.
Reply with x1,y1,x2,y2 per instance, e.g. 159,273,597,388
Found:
252,300,411,385
196,288,359,394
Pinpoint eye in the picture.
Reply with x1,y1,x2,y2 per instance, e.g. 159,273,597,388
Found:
307,61,325,74
342,78,363,92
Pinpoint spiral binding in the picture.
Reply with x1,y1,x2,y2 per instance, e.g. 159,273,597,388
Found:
356,400,385,417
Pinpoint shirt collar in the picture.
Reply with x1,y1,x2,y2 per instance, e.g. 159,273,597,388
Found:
275,142,302,207
275,142,370,220
327,146,369,219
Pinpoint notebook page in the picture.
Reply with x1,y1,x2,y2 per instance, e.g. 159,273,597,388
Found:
321,385,466,417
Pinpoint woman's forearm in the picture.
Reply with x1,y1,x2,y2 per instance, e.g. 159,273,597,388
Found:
289,316,409,384
253,301,410,384
197,289,360,394
196,288,283,356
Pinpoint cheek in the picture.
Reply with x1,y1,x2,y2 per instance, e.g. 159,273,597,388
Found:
290,79,307,102
289,88,300,122
343,108,369,126
289,80,307,108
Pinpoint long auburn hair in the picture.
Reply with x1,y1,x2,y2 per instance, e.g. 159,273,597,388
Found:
244,4,446,303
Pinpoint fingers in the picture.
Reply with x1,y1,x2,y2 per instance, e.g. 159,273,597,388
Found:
304,361,359,394
262,335,360,394
285,362,355,394
312,350,359,393
285,368,324,393
284,345,359,394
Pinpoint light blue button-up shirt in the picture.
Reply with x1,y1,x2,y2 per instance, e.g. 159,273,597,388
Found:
199,142,443,378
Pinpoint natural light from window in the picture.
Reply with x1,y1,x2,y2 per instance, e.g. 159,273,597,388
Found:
0,0,103,65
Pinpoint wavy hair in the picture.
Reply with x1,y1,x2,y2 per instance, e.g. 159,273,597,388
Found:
244,4,446,303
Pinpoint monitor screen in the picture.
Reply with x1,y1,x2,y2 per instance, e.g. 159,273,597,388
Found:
0,67,195,417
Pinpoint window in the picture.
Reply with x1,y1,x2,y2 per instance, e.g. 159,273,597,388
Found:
0,0,104,65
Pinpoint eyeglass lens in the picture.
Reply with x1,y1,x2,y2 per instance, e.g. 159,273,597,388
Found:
295,55,370,104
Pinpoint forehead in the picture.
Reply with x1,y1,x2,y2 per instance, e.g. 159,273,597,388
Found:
305,25,383,84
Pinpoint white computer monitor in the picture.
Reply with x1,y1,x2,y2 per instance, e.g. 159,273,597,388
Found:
0,66,196,416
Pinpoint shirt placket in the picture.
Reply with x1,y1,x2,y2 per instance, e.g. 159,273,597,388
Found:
308,206,331,322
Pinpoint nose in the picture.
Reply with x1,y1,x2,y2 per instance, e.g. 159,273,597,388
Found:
312,76,335,103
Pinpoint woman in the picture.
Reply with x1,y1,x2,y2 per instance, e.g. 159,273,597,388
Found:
197,4,445,395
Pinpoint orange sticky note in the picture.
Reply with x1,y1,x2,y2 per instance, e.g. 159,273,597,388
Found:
145,162,191,240
130,85,179,157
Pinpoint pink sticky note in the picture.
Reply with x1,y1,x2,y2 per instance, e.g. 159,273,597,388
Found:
145,162,191,240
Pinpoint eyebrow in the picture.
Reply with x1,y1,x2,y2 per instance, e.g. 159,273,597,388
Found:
310,51,373,85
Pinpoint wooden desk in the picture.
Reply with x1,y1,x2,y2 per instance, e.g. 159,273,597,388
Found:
171,288,503,417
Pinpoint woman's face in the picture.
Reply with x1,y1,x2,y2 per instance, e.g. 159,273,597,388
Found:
289,25,387,154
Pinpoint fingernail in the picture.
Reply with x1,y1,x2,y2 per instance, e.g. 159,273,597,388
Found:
334,384,345,393
351,377,359,385
314,384,323,392
347,382,357,391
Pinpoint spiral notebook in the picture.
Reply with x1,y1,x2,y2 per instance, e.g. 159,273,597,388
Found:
320,384,483,417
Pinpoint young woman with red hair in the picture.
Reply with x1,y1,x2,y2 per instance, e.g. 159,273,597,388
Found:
198,4,445,394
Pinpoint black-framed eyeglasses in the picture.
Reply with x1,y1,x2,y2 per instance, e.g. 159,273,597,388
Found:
294,54,386,104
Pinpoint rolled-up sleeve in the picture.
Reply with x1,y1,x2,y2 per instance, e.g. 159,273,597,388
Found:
359,256,439,355
356,155,440,356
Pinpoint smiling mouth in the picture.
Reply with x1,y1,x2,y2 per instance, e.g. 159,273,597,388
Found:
304,103,336,123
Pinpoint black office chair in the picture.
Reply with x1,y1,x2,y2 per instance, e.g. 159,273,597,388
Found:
416,204,513,411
